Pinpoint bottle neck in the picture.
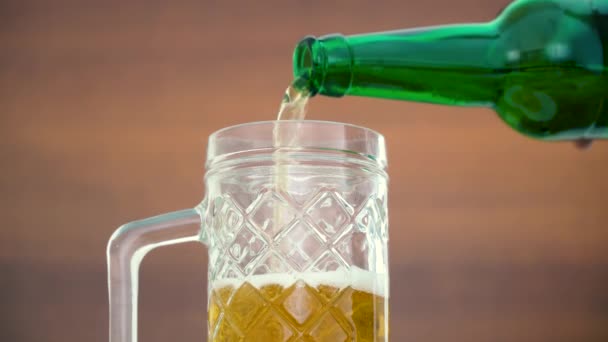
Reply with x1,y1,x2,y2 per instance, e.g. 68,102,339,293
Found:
294,23,501,106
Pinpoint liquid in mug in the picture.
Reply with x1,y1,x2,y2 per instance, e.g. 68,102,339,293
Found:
208,268,388,341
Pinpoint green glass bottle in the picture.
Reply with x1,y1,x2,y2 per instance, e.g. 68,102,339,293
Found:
293,0,608,141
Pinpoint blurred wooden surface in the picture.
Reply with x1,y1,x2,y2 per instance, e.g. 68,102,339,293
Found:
2,0,608,341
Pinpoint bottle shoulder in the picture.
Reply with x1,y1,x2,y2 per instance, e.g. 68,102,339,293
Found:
498,0,608,19
489,0,607,72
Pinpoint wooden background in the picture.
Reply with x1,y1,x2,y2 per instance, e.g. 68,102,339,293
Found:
2,0,608,341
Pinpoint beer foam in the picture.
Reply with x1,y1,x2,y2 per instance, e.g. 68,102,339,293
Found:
212,267,388,298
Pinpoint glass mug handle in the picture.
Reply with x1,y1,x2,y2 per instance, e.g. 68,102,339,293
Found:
107,205,205,342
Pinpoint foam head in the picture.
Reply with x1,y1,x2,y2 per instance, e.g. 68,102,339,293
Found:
212,267,388,298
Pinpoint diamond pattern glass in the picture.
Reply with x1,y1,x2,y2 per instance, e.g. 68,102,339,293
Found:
228,224,267,273
280,280,323,325
205,142,388,341
277,221,324,272
307,313,348,342
207,179,388,341
306,192,352,238
250,191,297,239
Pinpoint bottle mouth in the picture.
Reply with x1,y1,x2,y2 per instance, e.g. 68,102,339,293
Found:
293,36,320,96
293,34,352,98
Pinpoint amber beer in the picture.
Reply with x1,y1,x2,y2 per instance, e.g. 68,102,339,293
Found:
208,269,388,341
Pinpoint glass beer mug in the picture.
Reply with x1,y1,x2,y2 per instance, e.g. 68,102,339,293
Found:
107,121,390,341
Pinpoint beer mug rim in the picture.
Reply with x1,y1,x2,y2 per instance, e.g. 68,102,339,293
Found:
206,120,387,169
